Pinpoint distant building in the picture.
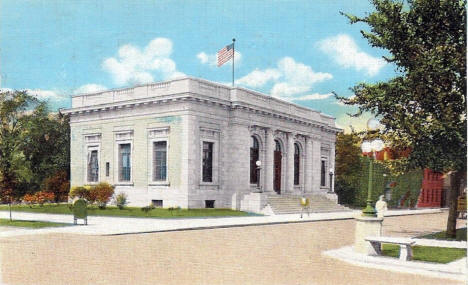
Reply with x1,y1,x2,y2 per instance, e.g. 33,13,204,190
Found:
63,77,340,212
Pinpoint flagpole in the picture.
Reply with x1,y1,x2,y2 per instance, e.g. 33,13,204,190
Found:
232,38,235,87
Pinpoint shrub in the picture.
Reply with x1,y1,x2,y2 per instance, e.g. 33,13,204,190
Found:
89,182,114,209
34,191,55,206
168,206,181,216
114,192,128,210
141,204,155,214
42,171,70,202
23,193,37,207
69,186,89,200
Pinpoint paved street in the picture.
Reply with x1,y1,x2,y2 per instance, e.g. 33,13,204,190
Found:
0,211,465,285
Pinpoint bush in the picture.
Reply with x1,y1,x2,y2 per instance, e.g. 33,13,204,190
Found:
23,191,55,207
42,171,70,202
114,192,128,210
23,193,37,207
89,182,114,209
69,186,89,200
141,204,155,214
35,191,55,206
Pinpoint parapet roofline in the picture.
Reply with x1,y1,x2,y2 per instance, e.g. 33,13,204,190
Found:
69,76,336,120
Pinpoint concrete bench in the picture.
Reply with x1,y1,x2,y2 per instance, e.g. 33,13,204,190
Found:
365,236,415,261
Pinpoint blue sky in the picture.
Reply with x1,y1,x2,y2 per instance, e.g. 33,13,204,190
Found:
0,0,397,131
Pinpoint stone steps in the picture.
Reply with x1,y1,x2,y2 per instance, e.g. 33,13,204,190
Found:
267,194,351,215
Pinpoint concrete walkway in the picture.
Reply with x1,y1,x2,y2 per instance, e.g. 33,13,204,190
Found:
0,208,443,236
324,246,467,282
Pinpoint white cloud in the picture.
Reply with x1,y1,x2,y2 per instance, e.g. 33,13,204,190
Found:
73,84,107,95
26,89,66,101
318,34,386,76
336,112,373,133
1,88,67,101
292,93,333,101
197,50,242,66
102,37,185,86
236,56,332,99
235,68,281,88
0,88,13,93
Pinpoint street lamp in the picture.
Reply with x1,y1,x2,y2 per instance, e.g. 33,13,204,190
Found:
256,160,262,190
361,119,385,217
328,168,334,193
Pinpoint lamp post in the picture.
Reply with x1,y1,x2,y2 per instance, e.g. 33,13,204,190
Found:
328,168,334,193
361,119,385,217
256,160,262,190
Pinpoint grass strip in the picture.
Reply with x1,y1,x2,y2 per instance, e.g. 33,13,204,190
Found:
0,218,69,229
382,244,466,264
418,228,467,241
0,204,252,218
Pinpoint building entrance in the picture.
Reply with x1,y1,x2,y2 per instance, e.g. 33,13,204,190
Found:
274,140,282,194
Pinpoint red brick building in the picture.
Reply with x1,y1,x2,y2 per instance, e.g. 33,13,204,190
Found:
417,169,444,208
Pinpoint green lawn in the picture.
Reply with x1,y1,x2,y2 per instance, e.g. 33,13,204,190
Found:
382,244,466,264
418,228,467,241
0,218,69,229
0,204,253,218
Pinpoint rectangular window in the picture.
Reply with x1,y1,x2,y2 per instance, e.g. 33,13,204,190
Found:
106,162,110,177
152,200,163,207
87,149,99,182
205,200,215,208
119,143,131,181
320,160,326,187
202,142,213,182
153,141,167,181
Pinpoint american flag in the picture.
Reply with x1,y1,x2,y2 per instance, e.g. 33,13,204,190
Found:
217,43,234,67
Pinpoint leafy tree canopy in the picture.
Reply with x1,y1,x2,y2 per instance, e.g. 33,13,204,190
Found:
340,0,466,173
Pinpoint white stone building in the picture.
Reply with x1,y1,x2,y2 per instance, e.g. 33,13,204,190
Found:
63,77,341,213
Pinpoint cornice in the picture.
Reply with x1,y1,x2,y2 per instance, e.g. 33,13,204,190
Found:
64,91,341,134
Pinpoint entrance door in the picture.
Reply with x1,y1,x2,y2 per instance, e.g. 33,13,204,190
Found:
274,140,282,194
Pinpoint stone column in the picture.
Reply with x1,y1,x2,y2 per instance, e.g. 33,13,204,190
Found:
264,128,274,192
286,132,295,194
329,145,336,193
304,136,313,193
312,136,322,193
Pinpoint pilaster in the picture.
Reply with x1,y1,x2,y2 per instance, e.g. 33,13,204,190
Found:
264,128,274,192
286,132,295,193
312,136,322,193
304,136,313,193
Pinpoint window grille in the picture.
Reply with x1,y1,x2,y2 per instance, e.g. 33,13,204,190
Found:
153,141,167,181
202,142,213,182
119,144,131,181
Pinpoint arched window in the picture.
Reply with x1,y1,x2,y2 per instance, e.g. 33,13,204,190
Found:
294,143,300,185
250,136,260,184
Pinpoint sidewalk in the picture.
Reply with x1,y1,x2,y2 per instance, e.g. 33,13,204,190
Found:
0,208,443,237
324,246,467,282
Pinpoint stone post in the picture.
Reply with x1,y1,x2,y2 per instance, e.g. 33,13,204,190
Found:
264,128,274,193
286,132,295,193
354,216,383,255
304,136,313,193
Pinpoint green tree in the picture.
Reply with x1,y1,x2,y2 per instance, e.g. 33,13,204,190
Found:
341,0,466,237
0,91,41,219
20,105,70,191
335,132,362,205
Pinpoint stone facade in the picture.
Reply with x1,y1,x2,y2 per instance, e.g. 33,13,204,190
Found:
63,77,340,212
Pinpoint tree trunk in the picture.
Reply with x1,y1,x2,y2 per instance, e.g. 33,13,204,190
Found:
446,170,464,238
